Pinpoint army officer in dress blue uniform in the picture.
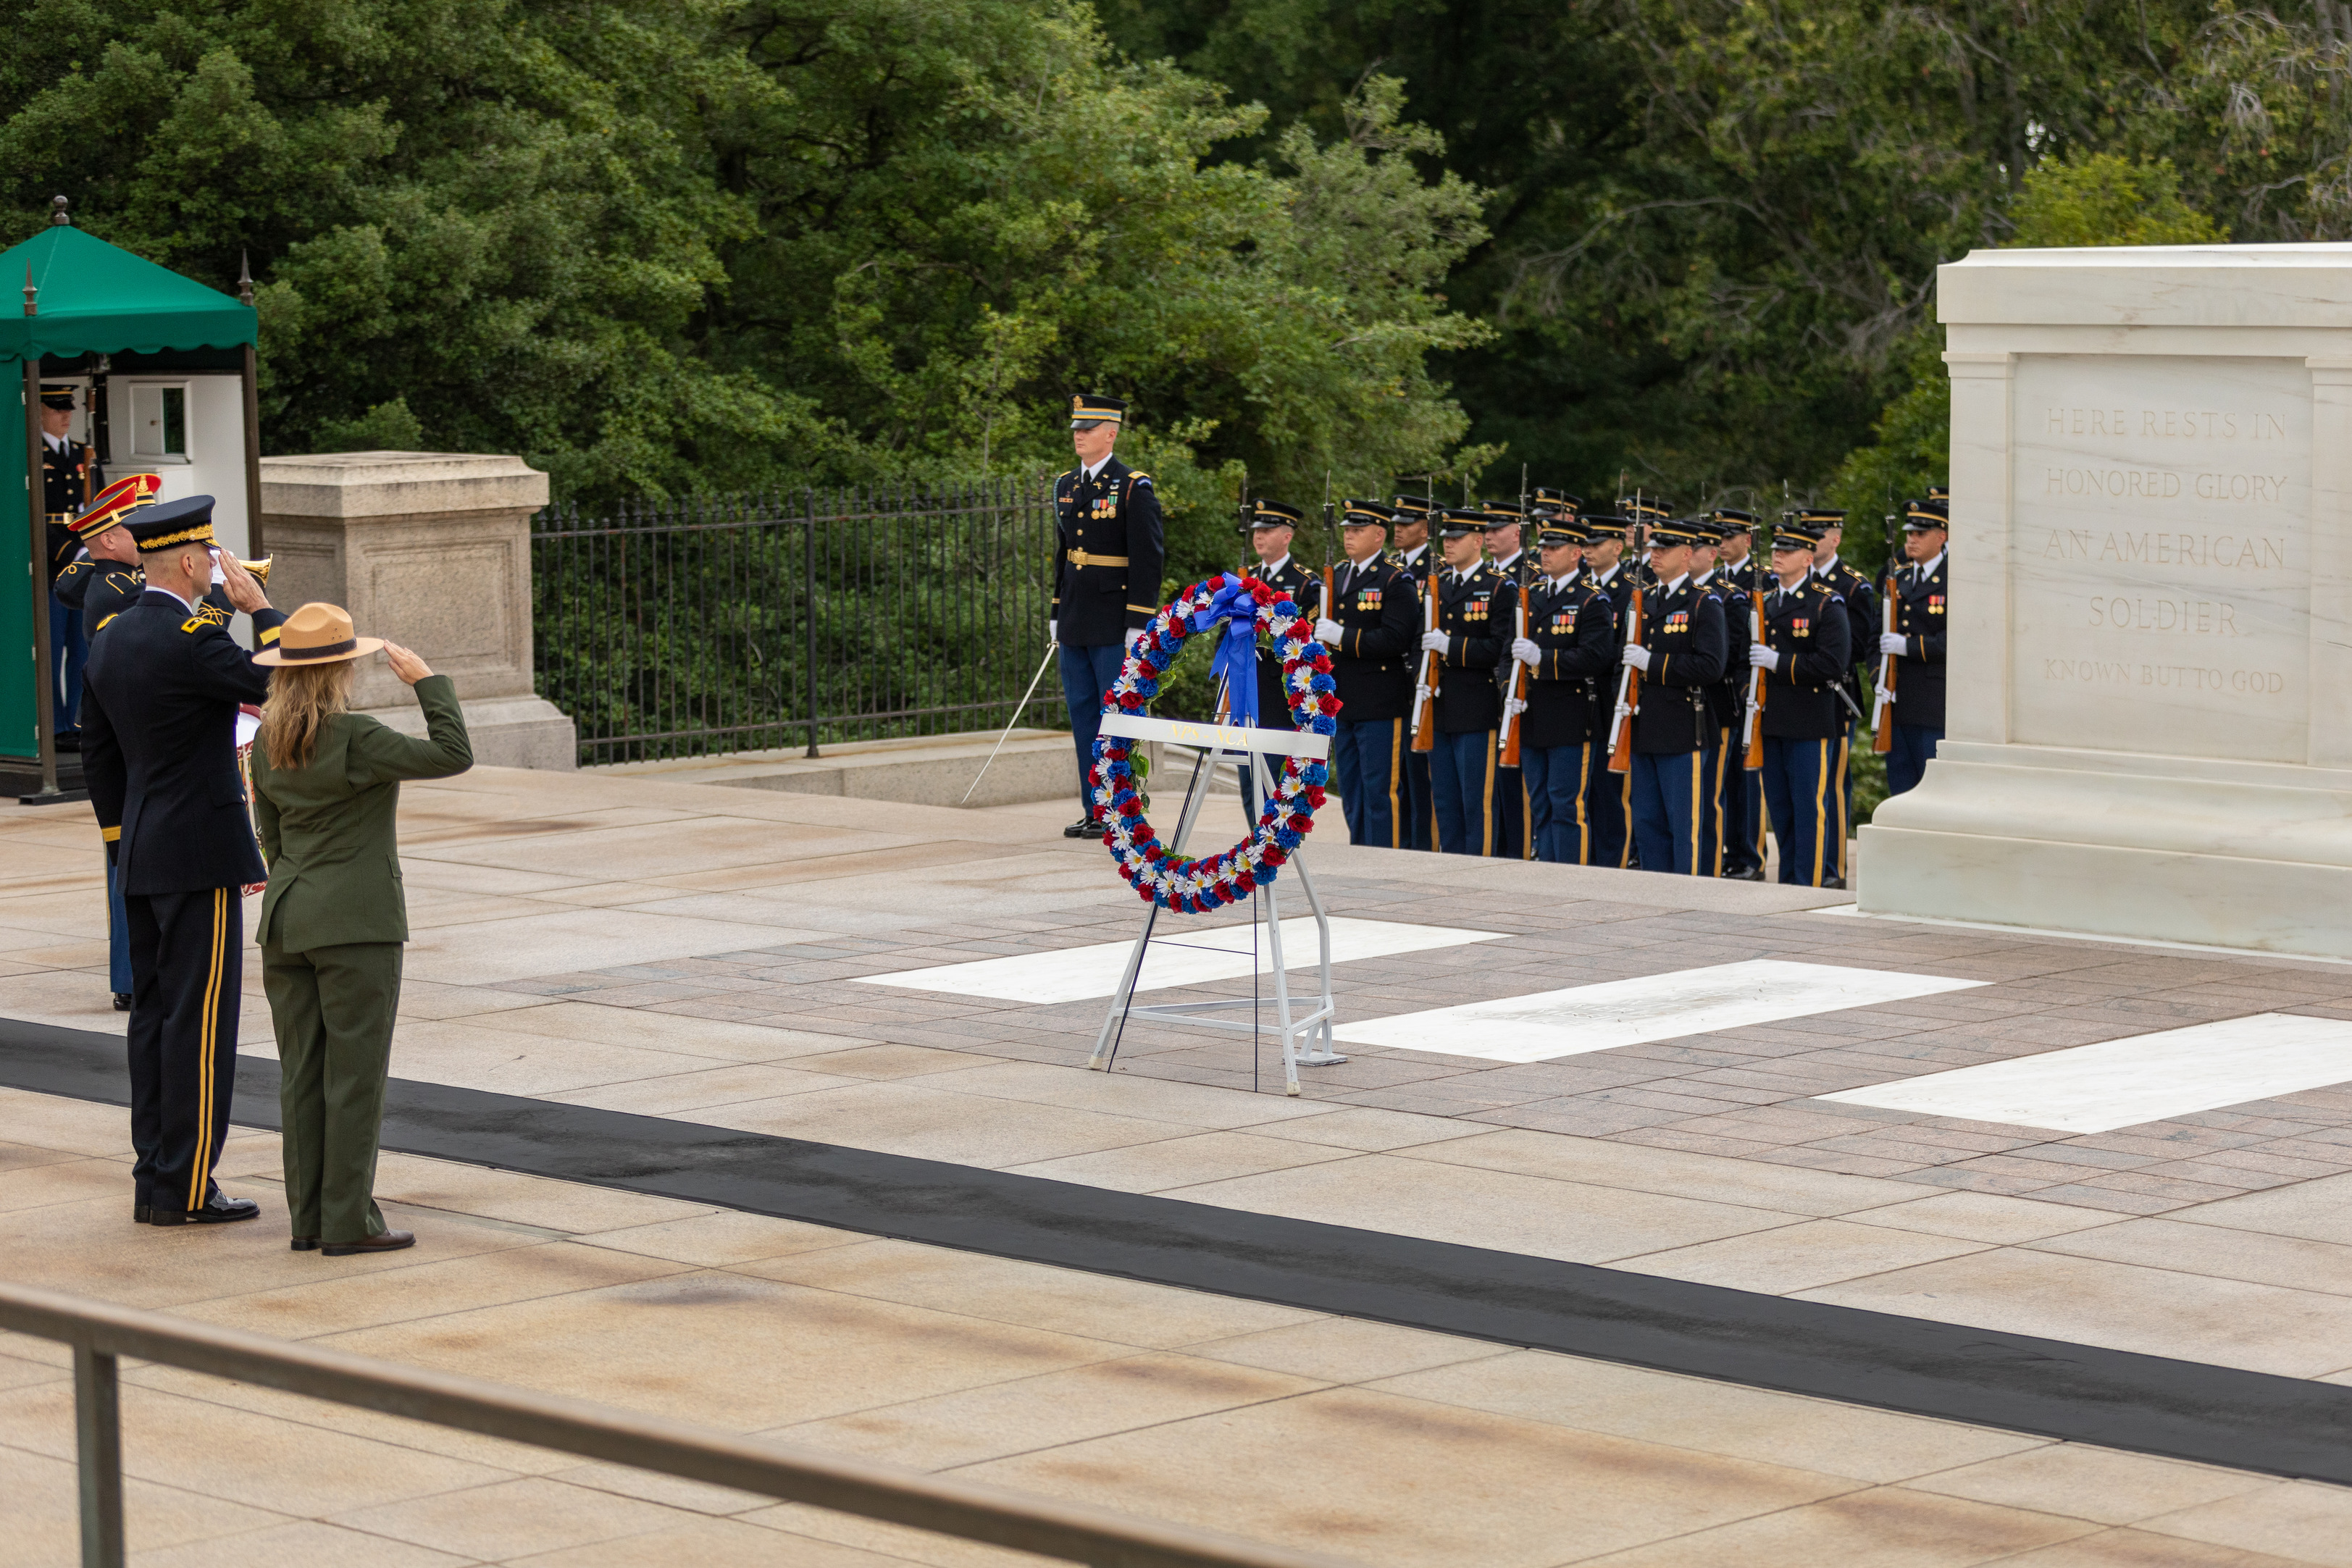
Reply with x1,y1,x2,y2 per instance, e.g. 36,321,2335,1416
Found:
1053,395,1165,837
1314,500,1418,846
42,382,101,744
1747,517,1854,886
1880,495,1949,796
1389,494,1439,850
1418,510,1508,855
1620,517,1728,875
1507,516,1616,863
1807,509,1875,881
81,497,288,1226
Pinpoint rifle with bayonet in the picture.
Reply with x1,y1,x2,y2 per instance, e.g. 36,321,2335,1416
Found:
1500,464,1533,765
1871,509,1899,754
1410,474,1442,753
1742,512,1770,771
1607,495,1649,774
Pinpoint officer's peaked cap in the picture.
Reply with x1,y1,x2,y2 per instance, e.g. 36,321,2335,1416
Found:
127,495,217,552
1536,518,1587,547
1068,393,1126,429
1904,497,1949,530
1710,508,1757,532
1342,499,1394,526
1532,487,1584,513
1244,498,1303,532
39,380,75,410
1437,508,1488,537
1390,493,1436,518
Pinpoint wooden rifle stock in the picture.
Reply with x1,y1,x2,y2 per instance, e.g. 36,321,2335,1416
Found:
1499,580,1530,766
1870,554,1899,754
1606,577,1643,774
1742,570,1767,771
1410,563,1441,752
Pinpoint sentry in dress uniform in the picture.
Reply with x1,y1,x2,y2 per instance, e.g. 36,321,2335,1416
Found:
1481,499,1533,860
1881,495,1949,797
54,475,168,1009
1748,517,1854,886
1690,517,1751,877
1805,508,1875,880
1578,513,1635,868
1709,508,1768,878
1508,517,1617,862
41,381,103,742
1052,395,1165,837
1238,498,1318,823
1620,517,1728,875
80,496,288,1227
1315,500,1418,847
1389,492,1440,850
1420,509,1508,855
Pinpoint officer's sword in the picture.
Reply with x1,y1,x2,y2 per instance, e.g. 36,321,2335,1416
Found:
961,642,1062,805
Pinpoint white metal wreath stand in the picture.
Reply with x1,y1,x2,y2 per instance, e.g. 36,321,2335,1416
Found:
1084,708,1343,1095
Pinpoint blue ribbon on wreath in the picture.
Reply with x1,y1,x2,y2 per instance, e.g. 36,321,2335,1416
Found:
1193,573,1261,728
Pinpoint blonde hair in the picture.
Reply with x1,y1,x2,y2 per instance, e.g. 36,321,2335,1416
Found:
260,660,356,772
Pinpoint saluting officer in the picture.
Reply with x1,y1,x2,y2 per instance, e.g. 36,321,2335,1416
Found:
1620,518,1727,875
1710,508,1768,879
55,476,169,1011
1747,518,1854,886
1389,493,1439,850
1507,516,1616,862
1244,497,1318,726
81,497,287,1227
1418,509,1508,855
1807,508,1874,879
1578,513,1634,868
42,381,102,743
1481,500,1533,859
1052,395,1165,838
1880,495,1949,796
1315,500,1418,846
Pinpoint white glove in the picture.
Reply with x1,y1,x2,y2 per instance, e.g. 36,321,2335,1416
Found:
1878,632,1907,656
1749,644,1780,671
1503,696,1527,719
1623,643,1651,672
1046,614,1058,647
1414,683,1432,708
1510,637,1540,666
1124,627,1142,652
1313,617,1344,645
1420,629,1450,655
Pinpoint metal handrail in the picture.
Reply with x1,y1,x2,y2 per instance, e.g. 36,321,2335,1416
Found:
0,1282,1353,1568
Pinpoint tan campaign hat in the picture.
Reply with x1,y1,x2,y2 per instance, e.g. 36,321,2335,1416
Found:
251,602,385,667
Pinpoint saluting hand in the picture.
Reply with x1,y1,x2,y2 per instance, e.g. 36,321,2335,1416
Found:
216,551,269,613
382,642,434,686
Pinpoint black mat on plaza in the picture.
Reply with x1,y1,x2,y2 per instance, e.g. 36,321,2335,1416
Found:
12,1013,2352,1483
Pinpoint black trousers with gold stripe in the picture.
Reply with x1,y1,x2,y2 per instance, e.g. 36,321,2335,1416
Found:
125,887,241,1216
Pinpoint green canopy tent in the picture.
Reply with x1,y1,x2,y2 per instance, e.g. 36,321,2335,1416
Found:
0,202,260,800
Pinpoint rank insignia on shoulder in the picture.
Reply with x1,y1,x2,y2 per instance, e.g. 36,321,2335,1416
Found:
180,616,206,634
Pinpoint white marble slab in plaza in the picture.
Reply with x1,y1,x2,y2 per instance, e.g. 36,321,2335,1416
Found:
861,917,1507,1005
1817,1011,2352,1133
1329,960,1987,1065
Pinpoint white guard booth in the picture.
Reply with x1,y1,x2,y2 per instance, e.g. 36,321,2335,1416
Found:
1086,712,1342,1095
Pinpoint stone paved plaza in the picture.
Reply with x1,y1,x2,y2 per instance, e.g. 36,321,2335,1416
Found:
9,764,2352,1564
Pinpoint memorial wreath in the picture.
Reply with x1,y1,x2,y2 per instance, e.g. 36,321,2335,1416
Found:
1089,572,1341,911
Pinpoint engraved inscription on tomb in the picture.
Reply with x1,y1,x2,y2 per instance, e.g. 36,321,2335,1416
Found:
2010,356,2309,763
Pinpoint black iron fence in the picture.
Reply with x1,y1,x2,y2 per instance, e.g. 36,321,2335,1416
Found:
532,482,1063,766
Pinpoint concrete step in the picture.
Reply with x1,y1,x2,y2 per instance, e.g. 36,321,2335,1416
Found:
587,729,1106,808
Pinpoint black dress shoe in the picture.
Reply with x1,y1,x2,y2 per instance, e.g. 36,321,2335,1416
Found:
133,1202,150,1225
290,1237,319,1252
1062,813,1103,839
51,731,80,753
149,1194,261,1226
1726,866,1766,882
322,1230,414,1257
112,992,132,1012
1822,874,1846,890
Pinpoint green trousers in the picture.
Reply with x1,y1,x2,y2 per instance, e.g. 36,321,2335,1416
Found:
263,940,403,1245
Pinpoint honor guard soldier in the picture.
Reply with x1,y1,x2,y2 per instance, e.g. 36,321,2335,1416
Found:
1481,500,1533,858
1052,395,1165,837
1880,495,1949,795
81,496,287,1227
1710,508,1768,878
1805,508,1874,876
1578,513,1635,867
1747,517,1854,886
1690,519,1750,876
41,381,103,743
1620,518,1727,874
1507,516,1617,862
1389,493,1439,850
1244,498,1318,727
1418,509,1508,855
1314,501,1418,846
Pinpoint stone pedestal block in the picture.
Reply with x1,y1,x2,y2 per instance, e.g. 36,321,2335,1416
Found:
257,452,576,769
1859,244,2352,957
